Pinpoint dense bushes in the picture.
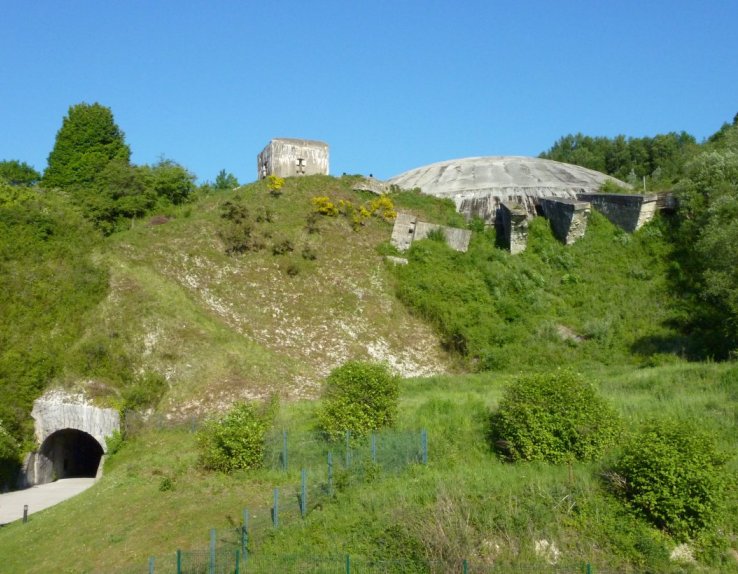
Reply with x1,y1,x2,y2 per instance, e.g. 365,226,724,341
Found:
0,420,20,489
393,213,683,370
490,370,620,463
318,361,400,441
610,418,729,540
197,400,276,472
0,187,108,454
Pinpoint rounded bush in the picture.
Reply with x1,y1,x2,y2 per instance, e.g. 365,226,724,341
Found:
611,418,728,540
318,361,400,441
490,370,620,463
197,401,275,472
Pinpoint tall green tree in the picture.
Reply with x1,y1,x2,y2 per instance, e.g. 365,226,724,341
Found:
672,117,738,355
43,102,130,190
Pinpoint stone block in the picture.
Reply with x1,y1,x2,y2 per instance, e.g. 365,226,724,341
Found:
497,202,530,254
539,197,590,245
390,212,471,253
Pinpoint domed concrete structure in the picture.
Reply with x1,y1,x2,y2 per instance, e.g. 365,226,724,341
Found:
387,156,629,224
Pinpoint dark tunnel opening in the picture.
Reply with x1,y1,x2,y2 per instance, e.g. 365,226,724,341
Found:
39,429,104,480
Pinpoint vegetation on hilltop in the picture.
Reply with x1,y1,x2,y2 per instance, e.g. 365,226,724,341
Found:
539,130,698,188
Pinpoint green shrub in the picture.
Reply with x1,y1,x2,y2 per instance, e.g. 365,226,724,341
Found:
0,420,20,489
197,400,276,472
318,361,400,441
609,418,728,540
121,372,167,412
490,370,620,463
105,430,124,456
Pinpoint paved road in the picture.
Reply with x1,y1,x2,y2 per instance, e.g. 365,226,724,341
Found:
0,478,95,525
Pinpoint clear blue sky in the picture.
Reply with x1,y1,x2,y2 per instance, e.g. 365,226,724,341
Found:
2,0,736,183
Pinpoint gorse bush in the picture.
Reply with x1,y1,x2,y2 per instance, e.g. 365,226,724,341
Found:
318,361,400,441
197,399,277,472
490,370,620,463
266,175,284,196
610,418,729,541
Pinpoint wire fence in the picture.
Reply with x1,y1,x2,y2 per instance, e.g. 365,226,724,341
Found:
122,551,602,573
117,418,606,574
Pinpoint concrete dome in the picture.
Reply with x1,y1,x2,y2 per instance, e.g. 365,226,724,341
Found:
387,156,629,223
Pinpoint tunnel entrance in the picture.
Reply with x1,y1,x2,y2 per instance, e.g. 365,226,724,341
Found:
38,429,104,482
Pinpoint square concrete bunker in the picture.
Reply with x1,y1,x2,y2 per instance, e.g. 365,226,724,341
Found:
257,138,329,180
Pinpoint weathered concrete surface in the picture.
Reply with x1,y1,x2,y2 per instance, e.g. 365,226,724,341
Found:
257,138,329,179
390,212,417,251
390,213,471,253
497,202,530,254
387,156,628,224
576,193,658,232
352,176,388,195
22,390,119,486
0,478,95,525
31,390,119,452
539,197,591,245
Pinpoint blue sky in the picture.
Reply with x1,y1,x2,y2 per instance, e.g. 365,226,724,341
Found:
2,1,736,183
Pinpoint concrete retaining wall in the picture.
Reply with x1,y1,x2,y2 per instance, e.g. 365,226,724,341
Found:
390,213,471,253
576,193,658,232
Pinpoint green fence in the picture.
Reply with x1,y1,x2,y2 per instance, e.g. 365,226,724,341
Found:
117,418,614,573
124,551,600,573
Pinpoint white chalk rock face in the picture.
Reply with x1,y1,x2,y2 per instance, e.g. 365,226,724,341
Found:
388,156,628,223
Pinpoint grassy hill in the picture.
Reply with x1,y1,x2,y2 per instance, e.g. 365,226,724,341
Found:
0,174,736,572
51,176,454,414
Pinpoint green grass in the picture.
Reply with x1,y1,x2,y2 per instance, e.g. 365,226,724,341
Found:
0,362,735,573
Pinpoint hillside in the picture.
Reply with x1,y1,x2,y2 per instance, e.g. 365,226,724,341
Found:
73,176,451,416
1,164,737,571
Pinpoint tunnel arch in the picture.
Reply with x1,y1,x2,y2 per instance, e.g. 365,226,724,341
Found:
40,428,104,478
23,391,120,486
36,429,104,483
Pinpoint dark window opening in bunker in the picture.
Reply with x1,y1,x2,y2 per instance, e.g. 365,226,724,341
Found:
39,429,104,479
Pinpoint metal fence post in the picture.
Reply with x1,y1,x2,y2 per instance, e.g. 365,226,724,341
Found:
22,505,28,523
421,429,428,465
235,549,240,574
148,556,154,574
282,430,288,471
327,451,333,495
345,554,351,574
371,432,377,464
209,528,216,574
301,469,307,518
586,563,592,574
345,430,351,468
462,558,468,574
272,488,279,528
242,508,249,562
176,549,182,574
